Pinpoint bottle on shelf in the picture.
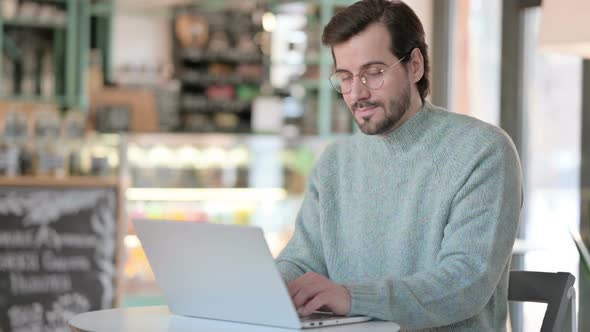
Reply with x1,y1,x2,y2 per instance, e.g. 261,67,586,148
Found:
32,108,68,177
1,55,15,95
62,110,87,176
87,135,119,177
0,106,27,176
20,44,37,96
40,49,55,98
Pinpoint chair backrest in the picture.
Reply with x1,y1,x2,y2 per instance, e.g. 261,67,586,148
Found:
508,271,576,332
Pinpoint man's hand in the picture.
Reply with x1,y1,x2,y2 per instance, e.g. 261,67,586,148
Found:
287,272,351,317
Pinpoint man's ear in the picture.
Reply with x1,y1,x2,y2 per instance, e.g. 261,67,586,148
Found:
331,48,337,68
408,48,424,84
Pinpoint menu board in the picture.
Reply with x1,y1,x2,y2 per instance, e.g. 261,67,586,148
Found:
0,187,118,332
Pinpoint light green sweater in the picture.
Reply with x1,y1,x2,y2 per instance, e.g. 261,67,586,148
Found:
276,102,523,331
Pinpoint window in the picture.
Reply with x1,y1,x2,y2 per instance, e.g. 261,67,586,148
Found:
521,7,582,331
449,0,502,125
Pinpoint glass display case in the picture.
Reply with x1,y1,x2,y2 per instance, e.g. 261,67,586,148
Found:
119,133,328,305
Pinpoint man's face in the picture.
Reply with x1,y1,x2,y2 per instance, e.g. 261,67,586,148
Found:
333,23,413,136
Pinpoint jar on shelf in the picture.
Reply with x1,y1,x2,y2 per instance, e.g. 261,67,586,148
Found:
0,106,27,176
1,55,15,95
32,108,68,177
62,110,87,176
87,137,119,177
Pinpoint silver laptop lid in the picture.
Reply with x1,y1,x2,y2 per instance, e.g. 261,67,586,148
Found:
133,219,301,329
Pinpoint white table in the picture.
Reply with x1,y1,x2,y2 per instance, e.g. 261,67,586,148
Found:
512,239,546,255
69,306,400,332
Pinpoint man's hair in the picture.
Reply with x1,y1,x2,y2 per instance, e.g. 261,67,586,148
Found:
322,0,430,102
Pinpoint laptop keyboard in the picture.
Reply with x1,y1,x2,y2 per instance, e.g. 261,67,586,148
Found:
301,312,339,322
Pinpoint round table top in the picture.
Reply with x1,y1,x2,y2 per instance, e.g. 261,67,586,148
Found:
512,239,546,255
69,306,400,332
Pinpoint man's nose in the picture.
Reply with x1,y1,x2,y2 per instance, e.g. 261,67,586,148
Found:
349,76,370,102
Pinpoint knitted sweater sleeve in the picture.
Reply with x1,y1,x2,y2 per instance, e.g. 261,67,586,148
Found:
345,133,523,329
275,164,328,285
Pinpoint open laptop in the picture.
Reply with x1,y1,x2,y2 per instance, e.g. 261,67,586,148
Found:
133,219,372,329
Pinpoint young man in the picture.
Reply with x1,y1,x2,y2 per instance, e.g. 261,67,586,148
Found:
276,0,523,331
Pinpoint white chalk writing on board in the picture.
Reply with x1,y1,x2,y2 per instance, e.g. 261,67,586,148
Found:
0,231,35,248
7,302,43,330
0,188,117,332
10,273,72,295
46,293,91,331
0,189,117,316
0,190,109,227
0,229,100,249
0,252,39,271
41,251,91,272
6,292,90,332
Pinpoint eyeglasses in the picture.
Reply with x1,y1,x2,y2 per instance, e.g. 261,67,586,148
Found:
329,57,406,94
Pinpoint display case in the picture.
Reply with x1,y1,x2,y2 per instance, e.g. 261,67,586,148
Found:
119,133,328,305
270,0,357,137
172,3,269,133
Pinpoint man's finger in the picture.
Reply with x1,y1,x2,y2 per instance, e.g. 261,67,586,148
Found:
299,292,327,317
287,272,320,297
291,282,325,308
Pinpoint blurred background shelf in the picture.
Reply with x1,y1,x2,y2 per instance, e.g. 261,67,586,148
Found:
0,175,119,187
0,0,90,110
182,49,263,63
0,93,66,105
126,187,287,202
2,17,66,29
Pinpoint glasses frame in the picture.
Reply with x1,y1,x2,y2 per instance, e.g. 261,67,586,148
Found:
329,56,407,94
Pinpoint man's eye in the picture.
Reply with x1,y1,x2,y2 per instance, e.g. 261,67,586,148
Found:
341,76,353,82
364,68,383,76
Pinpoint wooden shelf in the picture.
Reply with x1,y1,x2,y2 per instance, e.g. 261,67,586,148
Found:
182,49,263,63
0,94,66,106
126,187,287,202
181,95,251,113
180,72,262,86
0,176,119,188
2,17,66,29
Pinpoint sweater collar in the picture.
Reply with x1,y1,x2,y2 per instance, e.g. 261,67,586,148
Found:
375,101,433,154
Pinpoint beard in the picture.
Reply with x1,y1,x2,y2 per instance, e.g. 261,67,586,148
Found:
352,83,412,136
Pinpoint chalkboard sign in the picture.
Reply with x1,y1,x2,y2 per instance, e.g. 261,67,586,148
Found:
0,187,118,332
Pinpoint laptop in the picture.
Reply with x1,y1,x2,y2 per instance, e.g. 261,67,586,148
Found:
133,219,373,329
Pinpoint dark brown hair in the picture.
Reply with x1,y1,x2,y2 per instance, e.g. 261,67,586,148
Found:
322,0,430,102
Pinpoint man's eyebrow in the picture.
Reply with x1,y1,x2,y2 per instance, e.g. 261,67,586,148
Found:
334,61,388,73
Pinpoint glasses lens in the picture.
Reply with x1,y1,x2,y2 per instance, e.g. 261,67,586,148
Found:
362,67,385,90
329,73,346,93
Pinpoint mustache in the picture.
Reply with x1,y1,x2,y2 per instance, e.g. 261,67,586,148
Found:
352,100,383,112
